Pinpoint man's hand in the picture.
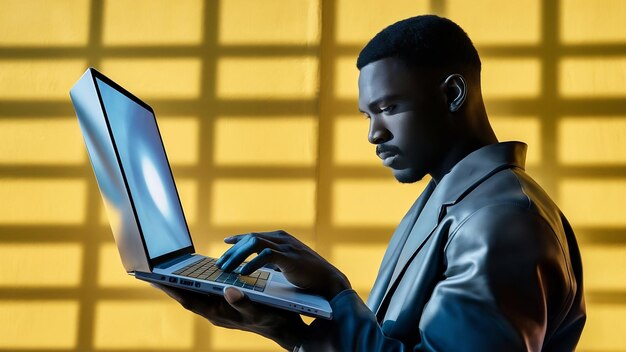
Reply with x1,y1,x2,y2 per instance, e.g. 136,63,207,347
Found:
152,283,308,350
215,230,351,300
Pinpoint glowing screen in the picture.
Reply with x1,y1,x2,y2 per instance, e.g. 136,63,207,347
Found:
96,78,192,259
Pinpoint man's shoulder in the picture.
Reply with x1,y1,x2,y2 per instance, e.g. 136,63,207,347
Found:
448,167,561,227
443,167,568,252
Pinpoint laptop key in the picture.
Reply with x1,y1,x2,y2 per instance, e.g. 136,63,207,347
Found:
258,271,270,280
238,276,258,286
207,271,221,282
215,273,229,283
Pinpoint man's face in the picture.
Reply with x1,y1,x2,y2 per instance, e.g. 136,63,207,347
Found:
358,57,449,183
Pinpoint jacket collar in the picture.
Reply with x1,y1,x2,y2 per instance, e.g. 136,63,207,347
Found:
431,141,527,208
375,141,528,318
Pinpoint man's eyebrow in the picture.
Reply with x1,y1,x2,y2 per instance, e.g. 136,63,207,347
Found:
359,94,401,113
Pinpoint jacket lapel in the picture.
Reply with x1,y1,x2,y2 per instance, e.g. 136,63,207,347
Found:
367,180,436,312
375,182,447,317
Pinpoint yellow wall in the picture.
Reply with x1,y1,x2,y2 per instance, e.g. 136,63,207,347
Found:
0,0,624,350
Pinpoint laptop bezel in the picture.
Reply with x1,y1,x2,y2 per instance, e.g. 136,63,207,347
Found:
89,67,195,270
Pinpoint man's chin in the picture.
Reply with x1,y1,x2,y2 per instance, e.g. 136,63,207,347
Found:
392,168,425,184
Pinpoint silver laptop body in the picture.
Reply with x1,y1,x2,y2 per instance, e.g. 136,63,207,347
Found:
70,68,331,319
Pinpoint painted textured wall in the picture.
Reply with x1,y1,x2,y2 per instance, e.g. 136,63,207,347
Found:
0,0,624,350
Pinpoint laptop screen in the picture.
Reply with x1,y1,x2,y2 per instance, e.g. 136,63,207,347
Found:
96,77,192,260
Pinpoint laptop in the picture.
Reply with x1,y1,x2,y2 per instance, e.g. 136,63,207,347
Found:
69,67,332,319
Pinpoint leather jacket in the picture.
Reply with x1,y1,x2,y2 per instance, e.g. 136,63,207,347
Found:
299,141,586,351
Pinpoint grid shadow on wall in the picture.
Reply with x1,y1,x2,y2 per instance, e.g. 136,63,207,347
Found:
0,0,625,351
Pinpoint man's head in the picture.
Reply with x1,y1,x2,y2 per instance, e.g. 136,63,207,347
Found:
357,15,494,183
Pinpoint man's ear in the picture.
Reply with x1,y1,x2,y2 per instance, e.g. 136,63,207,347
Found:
442,74,467,113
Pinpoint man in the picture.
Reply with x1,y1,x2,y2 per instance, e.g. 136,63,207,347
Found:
155,15,586,351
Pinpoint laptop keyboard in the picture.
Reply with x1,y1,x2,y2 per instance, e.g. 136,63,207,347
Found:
172,257,269,291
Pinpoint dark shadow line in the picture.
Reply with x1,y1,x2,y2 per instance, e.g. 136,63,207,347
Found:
2,42,624,59
3,164,626,181
75,0,104,350
0,225,110,235
0,44,319,58
1,98,625,118
576,230,626,244
0,165,316,177
556,166,626,177
559,44,626,56
0,288,164,300
586,290,626,304
2,226,625,244
0,99,319,116
0,166,92,177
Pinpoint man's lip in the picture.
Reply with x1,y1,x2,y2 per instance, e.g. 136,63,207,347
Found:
377,151,398,160
382,154,399,167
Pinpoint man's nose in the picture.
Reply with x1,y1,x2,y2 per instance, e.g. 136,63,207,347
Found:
368,116,391,144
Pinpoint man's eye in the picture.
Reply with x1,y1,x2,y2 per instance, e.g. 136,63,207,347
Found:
380,105,395,113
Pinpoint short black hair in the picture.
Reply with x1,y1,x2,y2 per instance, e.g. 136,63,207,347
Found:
357,15,481,76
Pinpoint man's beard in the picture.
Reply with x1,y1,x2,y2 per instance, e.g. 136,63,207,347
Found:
392,167,426,184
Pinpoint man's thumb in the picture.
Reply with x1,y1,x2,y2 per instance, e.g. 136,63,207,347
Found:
224,286,245,305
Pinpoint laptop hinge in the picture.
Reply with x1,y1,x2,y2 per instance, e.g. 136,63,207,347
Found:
155,253,195,269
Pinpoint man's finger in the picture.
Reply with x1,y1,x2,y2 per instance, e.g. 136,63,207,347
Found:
220,236,278,272
224,234,246,244
243,230,290,242
223,286,259,316
240,248,276,275
217,234,252,267
224,286,245,304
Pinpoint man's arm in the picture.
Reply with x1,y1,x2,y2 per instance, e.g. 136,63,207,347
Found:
298,204,571,351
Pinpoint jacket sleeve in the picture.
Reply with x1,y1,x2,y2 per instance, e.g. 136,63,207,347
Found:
298,205,572,352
